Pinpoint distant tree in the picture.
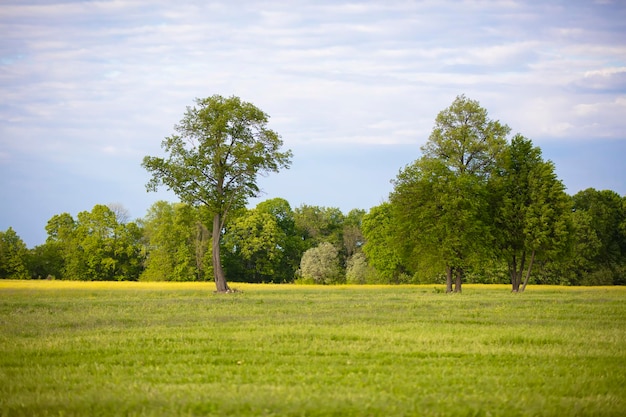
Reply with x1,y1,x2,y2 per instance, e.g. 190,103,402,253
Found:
345,252,375,284
223,208,286,282
142,95,292,292
141,201,209,281
343,209,366,260
299,242,342,285
0,227,29,279
45,213,82,280
224,198,302,282
255,198,304,281
74,205,144,281
361,203,405,283
294,205,345,249
44,206,144,281
491,135,571,292
568,189,626,284
28,243,63,279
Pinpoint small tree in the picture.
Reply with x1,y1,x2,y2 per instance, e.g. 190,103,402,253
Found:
299,242,342,285
142,95,292,292
346,252,375,284
0,227,29,279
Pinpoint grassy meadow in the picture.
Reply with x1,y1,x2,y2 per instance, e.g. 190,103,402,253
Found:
1,281,625,416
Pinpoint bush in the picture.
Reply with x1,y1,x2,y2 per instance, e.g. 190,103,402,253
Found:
299,242,343,284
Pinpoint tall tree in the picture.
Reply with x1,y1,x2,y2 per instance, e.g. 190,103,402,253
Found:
391,158,490,292
392,95,509,292
491,135,571,292
142,95,292,292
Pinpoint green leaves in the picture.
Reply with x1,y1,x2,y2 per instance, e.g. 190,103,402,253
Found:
143,95,292,216
142,95,292,290
41,205,144,281
490,136,572,290
422,94,510,176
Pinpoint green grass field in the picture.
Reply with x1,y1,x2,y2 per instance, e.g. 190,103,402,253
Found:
1,281,625,416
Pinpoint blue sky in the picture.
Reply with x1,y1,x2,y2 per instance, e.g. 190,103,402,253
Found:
1,0,625,247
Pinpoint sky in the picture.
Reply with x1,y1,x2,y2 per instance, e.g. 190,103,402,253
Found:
1,0,625,247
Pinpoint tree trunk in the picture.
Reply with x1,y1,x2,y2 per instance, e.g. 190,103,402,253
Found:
520,249,535,293
511,251,526,292
446,266,453,293
454,268,462,293
212,213,230,292
509,255,518,292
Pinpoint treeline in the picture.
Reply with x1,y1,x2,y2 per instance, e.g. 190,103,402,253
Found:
0,200,365,284
2,95,625,287
1,186,624,286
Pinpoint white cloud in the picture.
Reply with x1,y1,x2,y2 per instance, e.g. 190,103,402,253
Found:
1,0,625,245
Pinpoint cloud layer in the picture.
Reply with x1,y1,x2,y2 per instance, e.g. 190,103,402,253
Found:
1,0,625,246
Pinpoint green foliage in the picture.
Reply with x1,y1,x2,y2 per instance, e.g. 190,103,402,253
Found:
294,204,345,249
490,135,572,291
391,158,491,290
563,188,626,285
141,201,210,281
389,95,510,291
345,252,376,284
142,95,292,291
143,95,292,214
422,94,510,176
298,242,343,284
224,198,303,283
362,203,405,283
0,228,29,279
27,243,64,279
43,205,144,281
2,282,625,416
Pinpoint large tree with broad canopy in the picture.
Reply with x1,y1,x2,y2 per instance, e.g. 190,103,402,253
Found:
142,95,292,292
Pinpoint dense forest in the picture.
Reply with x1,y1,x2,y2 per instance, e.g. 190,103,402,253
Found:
2,96,625,289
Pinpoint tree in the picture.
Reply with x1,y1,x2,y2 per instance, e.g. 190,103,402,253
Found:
345,252,375,284
294,205,345,250
391,158,490,292
391,95,509,292
140,201,209,281
299,242,342,285
224,198,302,283
28,243,64,279
568,189,626,284
491,135,571,292
45,213,83,280
343,209,366,260
361,203,405,283
142,95,292,292
44,206,144,281
223,208,286,282
0,227,29,279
